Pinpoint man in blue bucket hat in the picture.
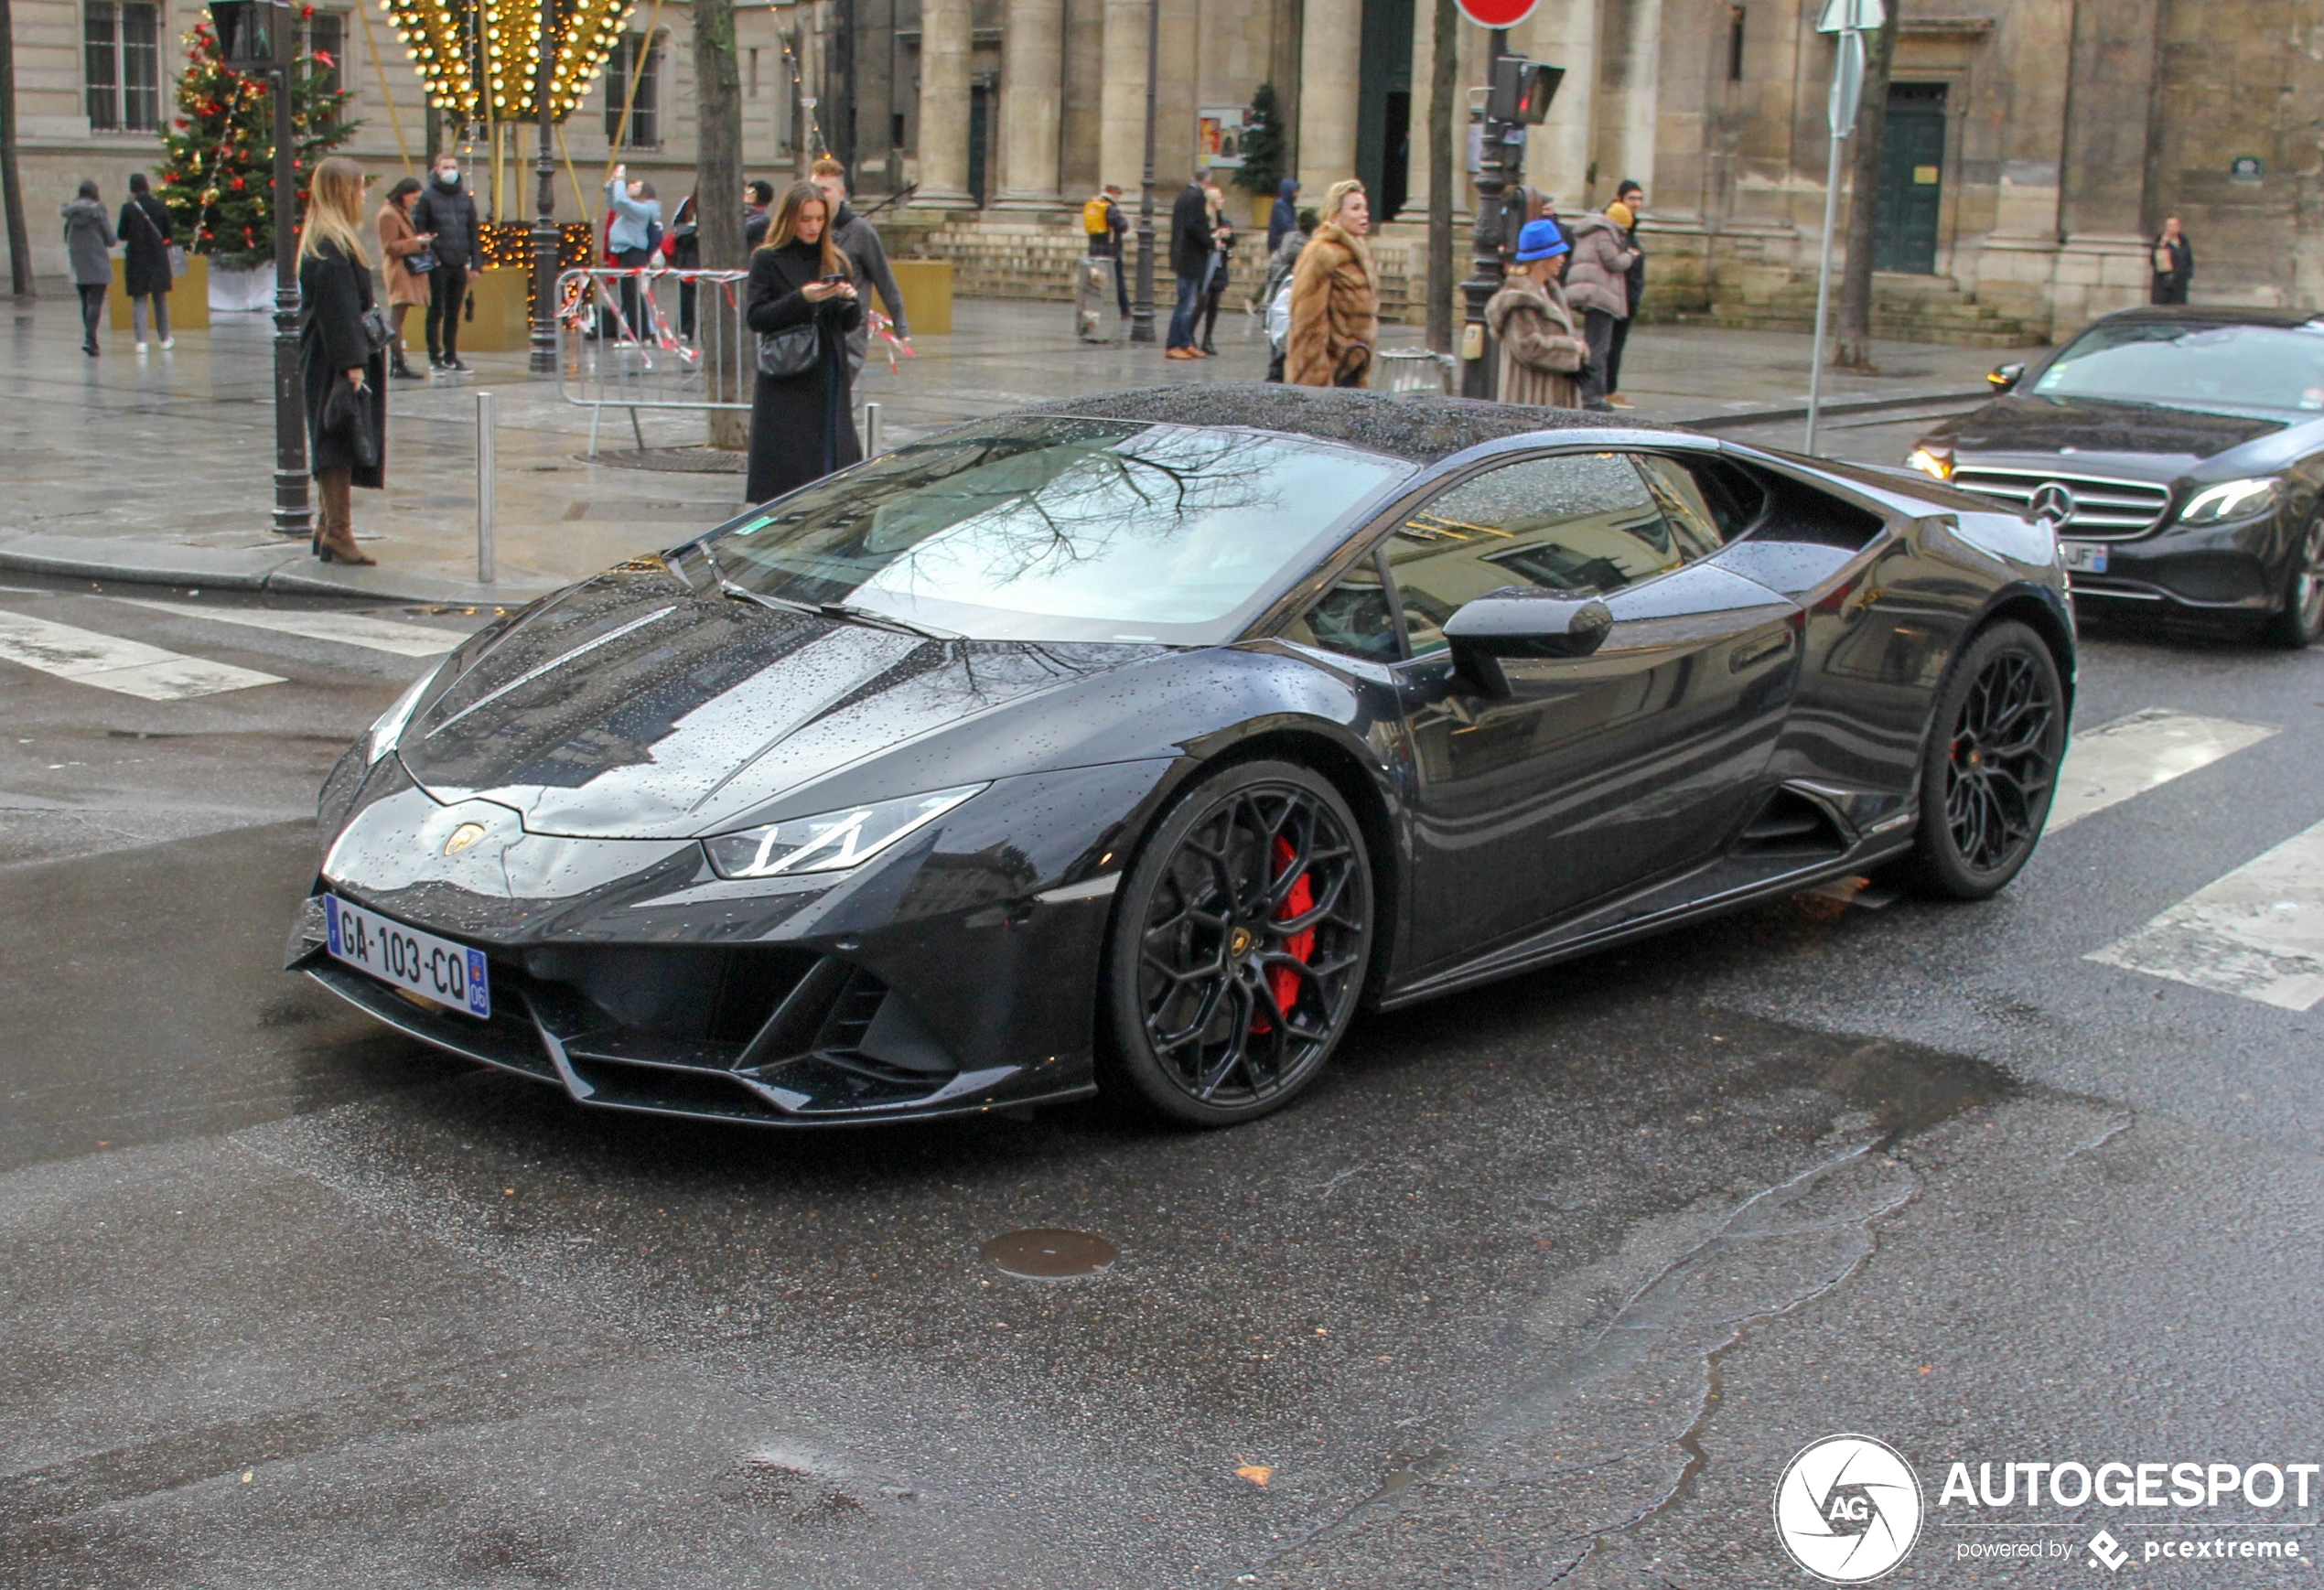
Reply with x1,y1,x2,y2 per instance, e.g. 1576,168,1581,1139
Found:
1487,218,1589,409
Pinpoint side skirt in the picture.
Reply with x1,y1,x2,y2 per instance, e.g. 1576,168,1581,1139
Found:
1374,833,1917,1011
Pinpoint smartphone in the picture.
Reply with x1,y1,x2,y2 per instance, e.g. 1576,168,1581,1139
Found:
819,274,851,285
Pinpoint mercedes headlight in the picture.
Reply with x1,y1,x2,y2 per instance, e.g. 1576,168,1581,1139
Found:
2178,477,2282,525
366,666,440,765
704,785,987,879
1907,446,1953,481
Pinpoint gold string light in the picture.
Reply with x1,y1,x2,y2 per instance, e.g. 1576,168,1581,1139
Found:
379,0,636,124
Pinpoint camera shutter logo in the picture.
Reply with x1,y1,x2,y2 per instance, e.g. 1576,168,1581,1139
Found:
2029,481,2078,527
1772,1434,1923,1583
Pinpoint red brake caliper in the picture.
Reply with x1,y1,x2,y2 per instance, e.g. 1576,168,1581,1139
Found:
1252,835,1316,1031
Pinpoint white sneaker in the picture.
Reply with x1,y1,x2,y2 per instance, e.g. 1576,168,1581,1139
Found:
158,337,175,350
134,341,147,353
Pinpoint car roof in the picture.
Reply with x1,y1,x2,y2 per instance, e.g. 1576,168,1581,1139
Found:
2093,305,2324,332
1020,383,1673,465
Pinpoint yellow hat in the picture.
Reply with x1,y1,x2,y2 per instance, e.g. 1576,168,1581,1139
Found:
1607,200,1635,230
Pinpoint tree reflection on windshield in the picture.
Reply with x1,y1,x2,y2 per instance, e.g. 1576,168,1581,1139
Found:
705,418,1411,644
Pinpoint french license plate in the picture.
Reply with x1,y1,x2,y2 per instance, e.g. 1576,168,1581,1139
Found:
2059,540,2109,575
324,893,490,1018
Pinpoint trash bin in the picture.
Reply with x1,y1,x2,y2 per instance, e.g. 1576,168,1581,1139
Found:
1077,257,1121,343
1378,348,1456,395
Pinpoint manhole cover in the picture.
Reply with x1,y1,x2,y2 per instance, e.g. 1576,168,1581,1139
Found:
979,1228,1117,1280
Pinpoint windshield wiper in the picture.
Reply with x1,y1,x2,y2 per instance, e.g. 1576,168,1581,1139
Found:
723,583,955,641
815,602,959,641
720,580,821,618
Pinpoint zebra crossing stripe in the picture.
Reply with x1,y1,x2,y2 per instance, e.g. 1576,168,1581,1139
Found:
2047,708,2276,833
0,610,284,700
109,597,465,658
2087,817,2324,1010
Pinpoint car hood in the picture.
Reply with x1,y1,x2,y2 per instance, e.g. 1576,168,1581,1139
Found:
396,569,1167,839
1935,394,2287,463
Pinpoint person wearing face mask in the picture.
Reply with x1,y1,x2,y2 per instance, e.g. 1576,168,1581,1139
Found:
411,152,481,371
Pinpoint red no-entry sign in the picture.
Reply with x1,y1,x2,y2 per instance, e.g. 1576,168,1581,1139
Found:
1458,0,1540,27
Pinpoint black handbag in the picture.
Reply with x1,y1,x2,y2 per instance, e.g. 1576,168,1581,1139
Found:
323,378,379,469
756,321,820,378
360,304,393,359
405,245,438,275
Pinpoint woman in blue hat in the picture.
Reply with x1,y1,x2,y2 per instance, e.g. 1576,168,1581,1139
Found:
1487,218,1588,409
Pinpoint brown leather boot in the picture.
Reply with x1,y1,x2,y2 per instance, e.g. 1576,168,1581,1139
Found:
317,520,376,566
312,470,376,566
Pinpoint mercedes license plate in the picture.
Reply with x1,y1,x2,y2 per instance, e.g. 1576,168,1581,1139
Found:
324,893,490,1017
2059,540,2109,575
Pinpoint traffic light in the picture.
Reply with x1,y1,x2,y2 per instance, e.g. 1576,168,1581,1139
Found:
1488,59,1563,124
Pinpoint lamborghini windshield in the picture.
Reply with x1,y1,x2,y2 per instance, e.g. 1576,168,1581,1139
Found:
703,417,1412,643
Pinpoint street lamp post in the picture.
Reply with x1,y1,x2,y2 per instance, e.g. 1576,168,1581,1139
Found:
209,0,309,537
1129,0,1157,343
529,0,558,373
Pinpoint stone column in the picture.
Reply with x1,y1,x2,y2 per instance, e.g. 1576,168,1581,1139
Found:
916,0,976,205
1296,0,1361,195
1512,0,1598,209
2052,0,2164,331
1100,0,1150,190
996,0,1069,206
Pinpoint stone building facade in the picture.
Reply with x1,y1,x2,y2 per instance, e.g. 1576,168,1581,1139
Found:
11,0,2318,341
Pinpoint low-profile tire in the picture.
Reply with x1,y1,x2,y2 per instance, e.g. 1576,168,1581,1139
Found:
1099,758,1373,1127
2261,517,2324,650
1889,619,2067,900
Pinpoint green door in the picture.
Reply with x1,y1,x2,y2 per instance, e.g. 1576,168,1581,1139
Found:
1874,84,1946,274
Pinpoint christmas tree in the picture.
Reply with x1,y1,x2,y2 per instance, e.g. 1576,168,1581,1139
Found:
155,10,359,270
1233,81,1287,199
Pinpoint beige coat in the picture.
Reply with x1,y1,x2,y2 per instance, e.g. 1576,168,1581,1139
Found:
1487,275,1587,409
376,202,432,308
1561,212,1639,319
1285,220,1380,388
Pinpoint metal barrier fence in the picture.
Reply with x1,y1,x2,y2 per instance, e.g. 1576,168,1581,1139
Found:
554,267,754,455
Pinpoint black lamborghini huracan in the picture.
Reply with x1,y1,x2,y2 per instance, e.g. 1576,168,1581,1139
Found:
288,387,2073,1127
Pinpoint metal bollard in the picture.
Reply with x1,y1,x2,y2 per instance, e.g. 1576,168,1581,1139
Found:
862,401,883,459
475,390,496,585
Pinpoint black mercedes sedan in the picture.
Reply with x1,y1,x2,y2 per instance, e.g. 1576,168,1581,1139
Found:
289,387,2071,1129
1908,306,2324,646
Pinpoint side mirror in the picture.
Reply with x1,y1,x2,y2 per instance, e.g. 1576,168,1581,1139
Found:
1442,590,1614,697
1988,362,2025,392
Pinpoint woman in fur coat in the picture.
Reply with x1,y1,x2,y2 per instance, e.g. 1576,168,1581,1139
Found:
1285,179,1380,389
1486,219,1587,410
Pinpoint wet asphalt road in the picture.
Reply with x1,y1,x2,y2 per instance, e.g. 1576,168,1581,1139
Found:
3,575,2322,1588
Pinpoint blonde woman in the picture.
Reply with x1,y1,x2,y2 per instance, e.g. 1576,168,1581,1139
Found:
1285,178,1379,388
297,156,383,565
743,181,863,503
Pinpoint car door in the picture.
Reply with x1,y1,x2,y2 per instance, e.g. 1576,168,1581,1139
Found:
1386,448,1805,971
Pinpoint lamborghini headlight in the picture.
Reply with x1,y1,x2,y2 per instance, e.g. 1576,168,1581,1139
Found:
2177,476,2282,526
703,784,987,879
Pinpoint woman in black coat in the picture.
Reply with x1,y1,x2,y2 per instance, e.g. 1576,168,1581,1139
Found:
297,157,386,565
118,172,175,350
744,181,863,504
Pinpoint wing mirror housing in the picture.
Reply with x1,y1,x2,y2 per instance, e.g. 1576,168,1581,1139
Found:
1987,361,2025,392
1442,590,1614,697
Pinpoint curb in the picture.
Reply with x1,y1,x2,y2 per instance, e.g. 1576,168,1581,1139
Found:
1675,389,1988,434
0,539,555,606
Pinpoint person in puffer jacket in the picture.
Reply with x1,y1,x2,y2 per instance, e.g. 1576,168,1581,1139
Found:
1560,210,1638,411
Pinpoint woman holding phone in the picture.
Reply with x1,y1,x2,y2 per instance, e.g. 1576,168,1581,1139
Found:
743,181,863,503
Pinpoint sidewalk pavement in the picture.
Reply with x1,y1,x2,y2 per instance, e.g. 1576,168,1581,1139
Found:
0,291,2030,606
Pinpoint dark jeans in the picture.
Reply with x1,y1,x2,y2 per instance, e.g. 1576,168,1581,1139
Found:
1581,309,1619,405
77,284,105,349
2151,275,2190,306
1198,285,1227,351
1604,313,1632,394
425,263,468,362
1166,272,1203,349
612,247,651,340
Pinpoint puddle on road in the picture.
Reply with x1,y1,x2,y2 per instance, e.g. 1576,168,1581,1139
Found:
1803,1031,2020,1143
980,1228,1118,1280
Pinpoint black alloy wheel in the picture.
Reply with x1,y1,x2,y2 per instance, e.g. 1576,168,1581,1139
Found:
1893,620,2066,900
1102,759,1373,1125
2263,517,2324,650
